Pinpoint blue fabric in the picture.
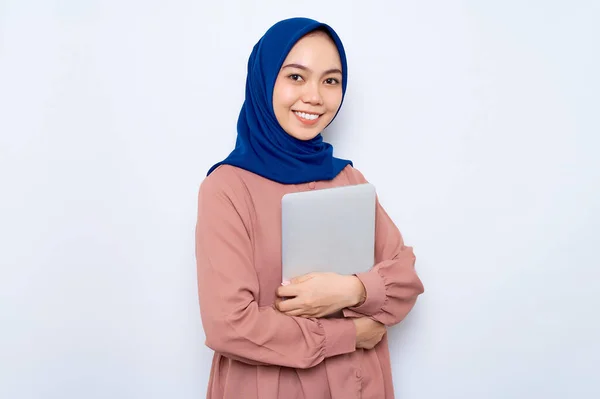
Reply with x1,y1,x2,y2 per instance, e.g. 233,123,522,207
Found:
207,17,352,184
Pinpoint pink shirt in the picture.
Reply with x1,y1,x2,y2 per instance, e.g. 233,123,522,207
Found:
195,165,424,398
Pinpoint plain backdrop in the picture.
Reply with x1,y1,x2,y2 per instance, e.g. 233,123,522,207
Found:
1,1,599,398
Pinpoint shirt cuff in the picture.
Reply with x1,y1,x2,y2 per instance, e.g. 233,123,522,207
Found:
345,269,387,317
319,318,356,358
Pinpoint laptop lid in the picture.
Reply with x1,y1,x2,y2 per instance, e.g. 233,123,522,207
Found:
281,183,376,282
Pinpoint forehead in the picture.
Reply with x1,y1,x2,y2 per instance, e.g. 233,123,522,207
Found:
281,32,342,68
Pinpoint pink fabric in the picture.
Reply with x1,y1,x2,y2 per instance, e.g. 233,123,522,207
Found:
196,165,424,399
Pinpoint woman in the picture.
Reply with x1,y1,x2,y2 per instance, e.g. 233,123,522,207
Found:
196,17,424,399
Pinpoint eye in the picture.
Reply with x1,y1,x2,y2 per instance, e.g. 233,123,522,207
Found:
324,77,340,85
288,74,304,82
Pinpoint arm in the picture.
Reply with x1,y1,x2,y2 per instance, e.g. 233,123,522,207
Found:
342,169,425,326
195,171,356,368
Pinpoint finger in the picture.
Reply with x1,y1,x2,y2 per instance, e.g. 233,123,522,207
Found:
276,296,305,313
276,284,301,298
290,273,316,285
274,298,283,311
365,339,378,350
279,273,318,296
274,298,285,311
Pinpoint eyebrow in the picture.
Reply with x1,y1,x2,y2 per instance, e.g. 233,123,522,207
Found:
281,63,342,76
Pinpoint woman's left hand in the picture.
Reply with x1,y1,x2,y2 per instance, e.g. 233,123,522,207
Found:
275,272,366,318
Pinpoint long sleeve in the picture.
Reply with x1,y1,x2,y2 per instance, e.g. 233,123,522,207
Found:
342,168,425,326
195,170,356,369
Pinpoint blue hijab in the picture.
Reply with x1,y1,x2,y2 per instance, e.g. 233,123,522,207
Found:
207,17,352,184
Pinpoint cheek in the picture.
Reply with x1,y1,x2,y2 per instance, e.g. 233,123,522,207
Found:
273,84,298,111
324,89,343,112
281,89,299,110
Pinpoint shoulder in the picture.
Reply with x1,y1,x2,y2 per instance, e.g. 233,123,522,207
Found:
198,165,251,209
342,165,369,184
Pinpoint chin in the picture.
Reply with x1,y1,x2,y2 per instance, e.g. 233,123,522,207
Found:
288,121,327,141
289,130,321,141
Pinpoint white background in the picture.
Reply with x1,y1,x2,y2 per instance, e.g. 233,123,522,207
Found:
1,0,599,398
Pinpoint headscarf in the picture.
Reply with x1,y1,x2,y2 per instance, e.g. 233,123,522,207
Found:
207,17,352,184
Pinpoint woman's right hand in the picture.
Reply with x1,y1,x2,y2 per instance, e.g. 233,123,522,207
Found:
352,317,386,349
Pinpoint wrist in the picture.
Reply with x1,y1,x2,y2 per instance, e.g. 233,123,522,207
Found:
346,275,366,308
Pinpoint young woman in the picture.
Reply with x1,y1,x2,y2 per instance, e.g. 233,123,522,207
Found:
196,17,424,399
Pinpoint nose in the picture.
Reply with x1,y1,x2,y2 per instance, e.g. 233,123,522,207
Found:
301,82,323,105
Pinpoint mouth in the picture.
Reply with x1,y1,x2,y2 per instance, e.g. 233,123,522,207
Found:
292,110,323,126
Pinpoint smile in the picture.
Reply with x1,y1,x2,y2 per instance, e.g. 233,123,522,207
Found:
293,111,322,125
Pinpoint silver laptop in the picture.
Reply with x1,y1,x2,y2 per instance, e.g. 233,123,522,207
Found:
281,183,376,282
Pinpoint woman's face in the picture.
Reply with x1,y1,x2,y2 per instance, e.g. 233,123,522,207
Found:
272,32,343,141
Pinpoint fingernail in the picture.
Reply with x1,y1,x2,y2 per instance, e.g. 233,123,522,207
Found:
281,280,290,286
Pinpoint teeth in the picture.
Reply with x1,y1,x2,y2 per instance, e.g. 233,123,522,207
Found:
294,111,320,121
